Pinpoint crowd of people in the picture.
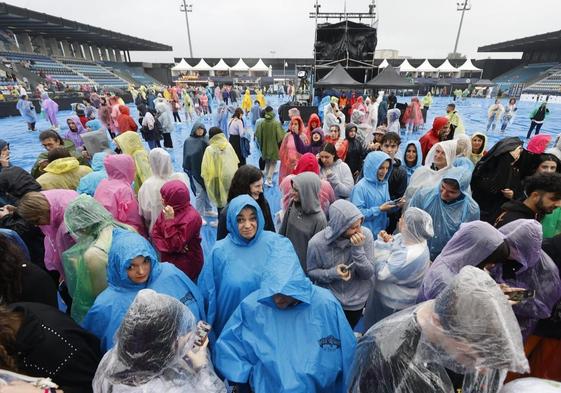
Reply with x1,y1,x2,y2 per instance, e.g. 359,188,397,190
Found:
0,83,560,393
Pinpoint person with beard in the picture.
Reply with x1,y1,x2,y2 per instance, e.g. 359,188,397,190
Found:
419,116,451,160
494,173,561,228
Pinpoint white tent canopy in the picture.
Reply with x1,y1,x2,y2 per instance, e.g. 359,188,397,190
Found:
250,58,269,72
458,59,483,72
378,59,390,69
416,59,438,73
437,59,459,73
398,59,417,73
212,58,230,72
171,58,192,72
230,58,250,72
192,59,212,72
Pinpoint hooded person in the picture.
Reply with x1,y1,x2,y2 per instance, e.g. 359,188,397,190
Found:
469,132,488,165
471,137,524,223
16,94,37,131
37,148,93,191
93,289,226,393
116,105,138,133
279,153,336,215
279,172,328,270
401,140,423,182
318,96,332,122
41,92,59,127
183,122,213,218
417,220,508,303
201,127,240,210
402,97,424,135
114,131,152,192
151,180,203,281
348,266,529,393
241,89,252,113
16,190,78,279
362,208,434,330
62,195,133,323
279,115,306,184
306,113,322,139
155,101,174,148
419,116,450,159
64,115,88,150
198,195,301,342
77,152,109,196
351,151,393,235
94,154,146,237
214,256,356,393
294,127,325,157
344,122,366,179
323,101,345,133
386,108,401,134
138,148,189,232
492,220,561,338
82,229,205,353
409,166,480,260
307,200,375,328
254,107,285,186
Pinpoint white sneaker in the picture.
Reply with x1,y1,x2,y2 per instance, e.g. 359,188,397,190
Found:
265,179,273,187
205,210,218,217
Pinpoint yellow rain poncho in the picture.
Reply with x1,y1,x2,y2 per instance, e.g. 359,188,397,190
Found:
183,92,194,114
241,89,252,113
201,133,239,208
62,194,134,323
256,88,266,108
37,157,92,190
163,88,173,101
114,131,152,192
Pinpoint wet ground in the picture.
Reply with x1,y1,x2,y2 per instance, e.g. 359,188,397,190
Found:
2,95,560,255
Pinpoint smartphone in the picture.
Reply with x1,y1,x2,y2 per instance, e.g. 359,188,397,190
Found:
507,289,535,302
388,198,403,206
341,262,355,272
192,320,211,352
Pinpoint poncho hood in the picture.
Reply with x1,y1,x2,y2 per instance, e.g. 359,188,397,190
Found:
294,153,320,175
292,172,322,215
104,154,135,184
44,157,80,174
363,151,392,184
161,179,191,212
226,195,265,246
324,199,364,243
257,258,313,307
149,148,173,179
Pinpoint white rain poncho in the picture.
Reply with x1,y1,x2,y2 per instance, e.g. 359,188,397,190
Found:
500,378,561,393
348,266,529,393
404,139,458,205
93,289,226,393
362,208,434,330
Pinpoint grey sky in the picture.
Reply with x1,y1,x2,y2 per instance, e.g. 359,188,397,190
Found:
4,0,561,63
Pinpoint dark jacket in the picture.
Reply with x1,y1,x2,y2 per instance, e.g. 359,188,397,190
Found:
494,200,537,228
0,166,41,205
539,234,561,339
9,302,102,393
216,195,275,241
182,122,208,189
0,212,46,272
20,262,59,307
388,159,408,200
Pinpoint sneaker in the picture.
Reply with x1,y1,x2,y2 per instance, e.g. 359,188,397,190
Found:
205,210,218,217
265,179,273,187
209,221,218,228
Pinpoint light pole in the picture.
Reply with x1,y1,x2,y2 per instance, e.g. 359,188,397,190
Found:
453,0,471,56
180,0,193,58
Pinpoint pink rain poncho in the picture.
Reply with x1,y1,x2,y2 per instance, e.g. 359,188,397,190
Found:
41,92,59,127
39,189,78,278
278,116,307,184
94,154,147,237
402,97,424,127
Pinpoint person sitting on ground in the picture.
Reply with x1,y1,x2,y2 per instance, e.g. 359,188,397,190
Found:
216,165,274,240
215,257,355,393
307,199,375,328
93,289,226,393
494,172,561,228
362,208,433,331
151,180,204,281
409,166,480,260
348,266,529,393
82,229,204,352
36,147,92,191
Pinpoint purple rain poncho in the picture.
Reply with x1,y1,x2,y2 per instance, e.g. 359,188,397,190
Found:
64,115,87,149
41,92,59,127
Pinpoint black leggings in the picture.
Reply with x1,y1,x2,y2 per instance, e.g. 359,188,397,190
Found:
163,133,173,148
173,112,181,122
527,121,543,138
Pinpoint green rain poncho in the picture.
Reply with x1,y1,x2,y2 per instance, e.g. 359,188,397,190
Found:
62,194,132,323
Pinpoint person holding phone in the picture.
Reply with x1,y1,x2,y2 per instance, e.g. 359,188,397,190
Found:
307,200,375,328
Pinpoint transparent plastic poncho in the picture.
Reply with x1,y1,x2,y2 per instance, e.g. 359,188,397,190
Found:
93,289,226,393
62,194,131,323
349,266,529,393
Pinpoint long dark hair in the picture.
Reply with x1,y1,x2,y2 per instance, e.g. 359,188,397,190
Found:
319,142,339,168
0,304,19,371
0,235,24,304
227,165,263,202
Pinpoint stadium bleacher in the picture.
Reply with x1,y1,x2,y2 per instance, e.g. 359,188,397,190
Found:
103,62,162,86
492,63,559,94
523,64,561,94
59,58,129,88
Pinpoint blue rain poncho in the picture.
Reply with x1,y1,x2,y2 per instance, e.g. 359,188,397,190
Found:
198,195,300,343
215,256,356,393
82,228,204,352
76,152,109,196
400,140,423,182
409,166,480,260
16,97,37,123
351,151,392,235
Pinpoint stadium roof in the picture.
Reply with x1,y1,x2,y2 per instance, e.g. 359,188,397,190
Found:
478,29,561,53
0,2,172,51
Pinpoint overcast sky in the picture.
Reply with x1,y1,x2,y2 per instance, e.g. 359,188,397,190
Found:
5,0,561,63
